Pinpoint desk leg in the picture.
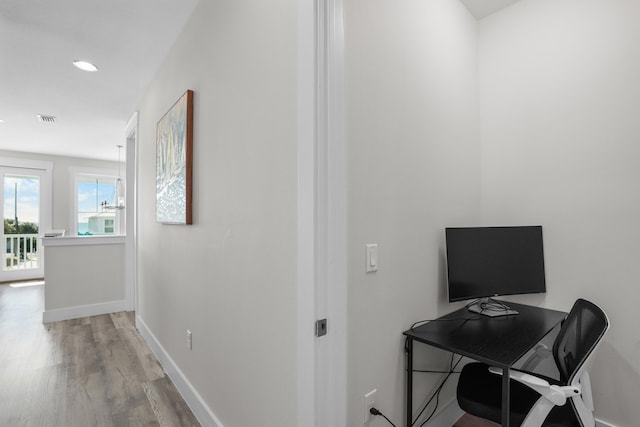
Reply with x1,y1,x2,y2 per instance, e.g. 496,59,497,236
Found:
406,338,413,427
502,367,511,427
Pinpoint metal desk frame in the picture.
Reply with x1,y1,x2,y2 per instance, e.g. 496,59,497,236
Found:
403,301,567,427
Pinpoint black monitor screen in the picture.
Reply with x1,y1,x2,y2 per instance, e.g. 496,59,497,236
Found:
445,226,546,302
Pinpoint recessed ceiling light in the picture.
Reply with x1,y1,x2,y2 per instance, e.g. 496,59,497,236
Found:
73,60,98,72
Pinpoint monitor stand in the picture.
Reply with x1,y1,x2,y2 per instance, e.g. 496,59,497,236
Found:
468,298,519,317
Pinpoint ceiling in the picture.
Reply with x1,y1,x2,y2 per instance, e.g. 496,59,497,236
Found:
0,0,199,162
460,0,524,20
0,0,522,162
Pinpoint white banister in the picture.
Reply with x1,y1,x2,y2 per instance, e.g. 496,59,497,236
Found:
4,233,39,270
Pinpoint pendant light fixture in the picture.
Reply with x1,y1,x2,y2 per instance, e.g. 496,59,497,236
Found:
102,145,125,211
114,145,125,210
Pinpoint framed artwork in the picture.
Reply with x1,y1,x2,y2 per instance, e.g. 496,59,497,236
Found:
156,89,193,224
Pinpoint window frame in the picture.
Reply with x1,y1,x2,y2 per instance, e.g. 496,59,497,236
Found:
70,166,125,236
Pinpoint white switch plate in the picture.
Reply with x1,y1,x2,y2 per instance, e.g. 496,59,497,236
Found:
366,244,378,273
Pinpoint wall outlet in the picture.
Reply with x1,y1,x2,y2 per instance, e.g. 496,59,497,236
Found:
187,329,192,350
363,389,377,423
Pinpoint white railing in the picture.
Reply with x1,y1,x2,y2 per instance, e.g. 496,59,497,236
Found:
4,234,39,270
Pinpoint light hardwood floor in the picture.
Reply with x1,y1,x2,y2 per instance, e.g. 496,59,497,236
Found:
453,413,501,427
0,282,200,427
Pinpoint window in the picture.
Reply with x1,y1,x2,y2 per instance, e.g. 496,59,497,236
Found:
71,168,125,236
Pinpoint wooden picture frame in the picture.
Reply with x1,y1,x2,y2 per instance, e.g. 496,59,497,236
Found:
156,89,193,224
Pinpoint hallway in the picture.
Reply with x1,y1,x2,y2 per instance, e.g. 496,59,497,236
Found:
0,282,200,426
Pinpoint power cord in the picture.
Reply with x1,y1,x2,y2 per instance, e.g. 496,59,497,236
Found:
409,315,480,330
473,298,511,313
411,353,464,426
405,310,478,425
369,407,396,427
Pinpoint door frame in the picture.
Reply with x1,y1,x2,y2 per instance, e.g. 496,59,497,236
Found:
298,0,347,425
124,112,138,312
0,157,53,282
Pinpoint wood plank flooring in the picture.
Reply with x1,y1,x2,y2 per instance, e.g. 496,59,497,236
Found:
453,413,501,427
0,282,200,427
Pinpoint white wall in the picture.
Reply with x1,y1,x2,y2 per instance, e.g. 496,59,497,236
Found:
135,1,298,426
479,0,640,425
345,1,481,425
42,237,125,322
129,1,639,425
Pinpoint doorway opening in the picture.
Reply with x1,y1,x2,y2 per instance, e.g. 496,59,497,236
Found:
0,160,52,284
1,170,44,282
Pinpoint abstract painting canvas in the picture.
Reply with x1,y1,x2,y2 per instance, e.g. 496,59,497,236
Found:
156,90,193,224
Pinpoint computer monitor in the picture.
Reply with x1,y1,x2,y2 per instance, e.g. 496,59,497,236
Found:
445,226,546,317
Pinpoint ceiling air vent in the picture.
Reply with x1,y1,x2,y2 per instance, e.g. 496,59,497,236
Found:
36,114,56,124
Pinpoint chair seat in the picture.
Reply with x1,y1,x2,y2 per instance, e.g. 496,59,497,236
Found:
457,362,580,427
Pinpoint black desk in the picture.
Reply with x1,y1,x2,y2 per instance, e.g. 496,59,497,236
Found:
403,301,567,427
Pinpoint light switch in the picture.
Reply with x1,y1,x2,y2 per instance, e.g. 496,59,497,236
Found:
366,243,378,273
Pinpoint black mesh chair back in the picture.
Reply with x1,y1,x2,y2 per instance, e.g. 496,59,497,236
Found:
553,299,609,384
456,299,609,427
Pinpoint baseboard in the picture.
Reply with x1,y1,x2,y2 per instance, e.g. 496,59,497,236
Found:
136,315,224,427
43,300,126,323
421,398,464,427
596,419,617,427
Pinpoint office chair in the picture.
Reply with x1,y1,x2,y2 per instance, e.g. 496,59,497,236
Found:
456,299,609,427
